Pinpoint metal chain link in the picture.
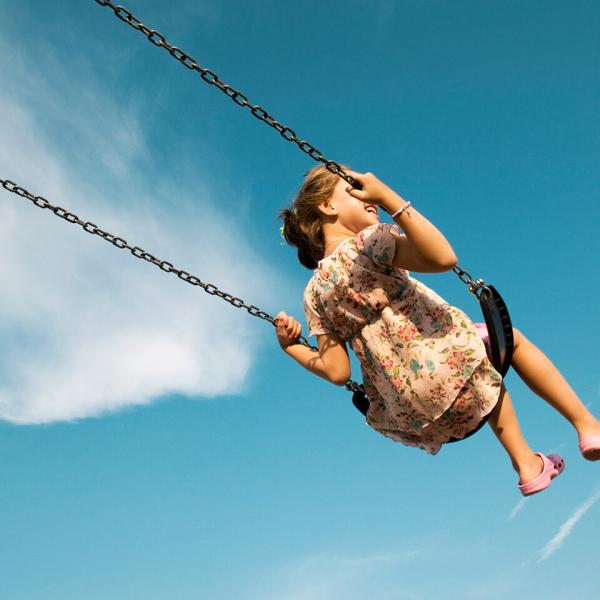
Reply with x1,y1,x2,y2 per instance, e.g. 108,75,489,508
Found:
0,178,365,396
452,265,486,297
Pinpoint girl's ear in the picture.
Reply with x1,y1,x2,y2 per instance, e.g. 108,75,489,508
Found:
317,199,336,218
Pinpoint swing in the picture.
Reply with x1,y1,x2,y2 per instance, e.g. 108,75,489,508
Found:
1,0,514,419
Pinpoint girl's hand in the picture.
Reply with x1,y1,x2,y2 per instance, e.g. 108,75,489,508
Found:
275,311,303,349
343,169,398,208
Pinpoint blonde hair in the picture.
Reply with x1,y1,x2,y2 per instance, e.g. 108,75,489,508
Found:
278,164,349,270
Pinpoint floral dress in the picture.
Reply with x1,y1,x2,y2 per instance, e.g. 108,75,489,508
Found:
303,222,503,455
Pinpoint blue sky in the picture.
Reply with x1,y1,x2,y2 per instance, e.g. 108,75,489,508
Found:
0,1,598,598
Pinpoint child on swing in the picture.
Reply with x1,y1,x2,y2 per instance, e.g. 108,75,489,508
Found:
276,166,600,496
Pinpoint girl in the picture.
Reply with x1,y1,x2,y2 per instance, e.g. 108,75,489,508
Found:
276,165,600,496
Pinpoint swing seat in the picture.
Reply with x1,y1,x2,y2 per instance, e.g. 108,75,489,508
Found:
352,390,370,415
478,284,514,378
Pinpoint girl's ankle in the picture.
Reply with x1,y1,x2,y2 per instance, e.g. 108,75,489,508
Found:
513,450,538,472
574,416,600,436
515,452,544,483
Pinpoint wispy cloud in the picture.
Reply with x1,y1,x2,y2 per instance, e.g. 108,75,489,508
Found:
0,17,286,423
244,549,423,600
507,497,527,521
548,441,567,454
537,485,600,563
243,536,527,600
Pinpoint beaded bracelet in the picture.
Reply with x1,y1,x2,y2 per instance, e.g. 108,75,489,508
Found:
390,200,411,219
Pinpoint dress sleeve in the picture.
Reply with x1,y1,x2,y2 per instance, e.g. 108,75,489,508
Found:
303,285,332,337
355,222,404,272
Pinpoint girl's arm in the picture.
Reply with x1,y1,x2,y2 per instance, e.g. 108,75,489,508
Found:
382,193,458,269
276,312,351,385
284,332,351,385
344,170,458,268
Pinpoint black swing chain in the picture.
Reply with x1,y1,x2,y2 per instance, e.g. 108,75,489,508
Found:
92,0,488,298
0,178,366,397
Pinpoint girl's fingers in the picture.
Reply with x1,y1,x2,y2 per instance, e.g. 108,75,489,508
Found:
346,170,365,184
287,320,301,337
275,312,302,338
346,186,367,201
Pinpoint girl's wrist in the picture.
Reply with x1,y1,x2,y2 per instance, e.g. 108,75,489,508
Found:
280,340,298,352
379,191,408,215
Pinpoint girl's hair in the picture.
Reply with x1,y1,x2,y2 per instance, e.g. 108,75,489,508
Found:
278,163,349,270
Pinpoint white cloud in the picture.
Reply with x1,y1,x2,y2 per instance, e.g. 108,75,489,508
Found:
537,485,600,563
507,497,527,521
243,535,533,600
0,17,286,423
244,549,423,600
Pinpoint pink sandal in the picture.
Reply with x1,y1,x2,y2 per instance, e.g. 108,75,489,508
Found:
518,452,565,497
579,435,600,461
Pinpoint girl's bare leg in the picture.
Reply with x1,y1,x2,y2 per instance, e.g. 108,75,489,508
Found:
487,384,545,483
510,329,600,441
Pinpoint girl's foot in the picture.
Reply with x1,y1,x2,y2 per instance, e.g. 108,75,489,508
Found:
576,418,600,460
518,452,565,496
517,452,545,485
576,417,600,442
579,437,600,460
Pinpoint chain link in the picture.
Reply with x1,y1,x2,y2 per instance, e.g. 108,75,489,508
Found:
451,265,486,297
0,178,366,396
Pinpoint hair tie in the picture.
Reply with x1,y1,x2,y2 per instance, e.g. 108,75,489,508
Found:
279,207,297,245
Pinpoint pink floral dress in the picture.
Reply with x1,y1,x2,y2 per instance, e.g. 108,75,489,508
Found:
303,222,503,455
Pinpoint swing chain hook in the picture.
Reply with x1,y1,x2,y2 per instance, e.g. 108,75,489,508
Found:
452,265,486,298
